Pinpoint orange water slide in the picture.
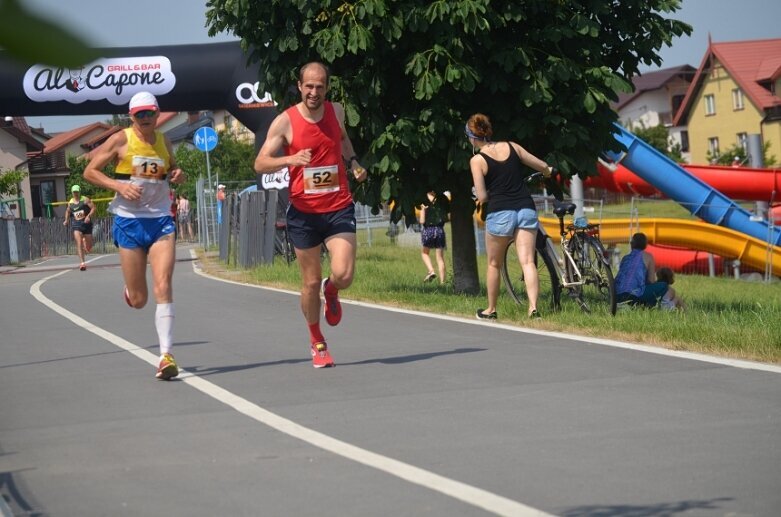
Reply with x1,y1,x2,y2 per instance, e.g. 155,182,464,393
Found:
539,217,781,277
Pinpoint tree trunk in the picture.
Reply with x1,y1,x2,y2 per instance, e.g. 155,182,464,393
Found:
450,194,481,295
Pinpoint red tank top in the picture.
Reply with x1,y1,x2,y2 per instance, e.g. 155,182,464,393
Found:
285,101,352,213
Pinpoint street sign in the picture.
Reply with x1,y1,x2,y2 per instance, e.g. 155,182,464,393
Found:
193,126,218,152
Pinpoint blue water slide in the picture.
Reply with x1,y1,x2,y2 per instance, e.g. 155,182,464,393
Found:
604,123,781,247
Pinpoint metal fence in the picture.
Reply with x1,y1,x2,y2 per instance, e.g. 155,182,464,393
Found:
218,189,278,268
2,190,777,282
0,216,115,266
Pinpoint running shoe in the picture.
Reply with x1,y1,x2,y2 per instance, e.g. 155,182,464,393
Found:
123,286,132,308
321,278,342,326
528,309,541,319
423,271,436,283
311,342,335,368
155,353,179,380
475,309,497,320
79,262,86,271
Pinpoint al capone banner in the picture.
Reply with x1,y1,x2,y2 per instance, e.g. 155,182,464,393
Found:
0,41,276,135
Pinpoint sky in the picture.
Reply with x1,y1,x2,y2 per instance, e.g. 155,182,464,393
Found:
19,0,781,133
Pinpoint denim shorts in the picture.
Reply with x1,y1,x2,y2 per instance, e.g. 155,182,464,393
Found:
113,215,175,251
485,209,538,237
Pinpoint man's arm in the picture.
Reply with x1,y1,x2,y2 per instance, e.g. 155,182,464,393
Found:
164,136,185,185
254,113,310,173
333,102,367,183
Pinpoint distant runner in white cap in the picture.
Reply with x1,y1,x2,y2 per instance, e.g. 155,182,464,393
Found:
84,91,186,380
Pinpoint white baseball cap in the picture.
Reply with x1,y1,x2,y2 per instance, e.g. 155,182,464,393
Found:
218,184,226,189
129,91,159,115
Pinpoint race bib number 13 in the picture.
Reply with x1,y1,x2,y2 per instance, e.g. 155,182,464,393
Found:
303,165,339,194
131,156,167,179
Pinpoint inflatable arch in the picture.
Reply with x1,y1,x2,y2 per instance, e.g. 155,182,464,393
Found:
0,41,277,148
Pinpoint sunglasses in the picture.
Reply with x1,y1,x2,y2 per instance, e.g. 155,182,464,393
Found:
134,110,158,119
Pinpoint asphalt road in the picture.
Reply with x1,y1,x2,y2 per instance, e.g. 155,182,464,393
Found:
1,247,779,517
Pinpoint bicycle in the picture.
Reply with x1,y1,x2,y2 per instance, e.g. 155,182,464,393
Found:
501,174,617,315
273,220,329,266
274,220,295,265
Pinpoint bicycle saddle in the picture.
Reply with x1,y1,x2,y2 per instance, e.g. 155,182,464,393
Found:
553,202,577,218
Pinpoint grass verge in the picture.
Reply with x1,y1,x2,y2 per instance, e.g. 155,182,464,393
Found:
195,232,781,364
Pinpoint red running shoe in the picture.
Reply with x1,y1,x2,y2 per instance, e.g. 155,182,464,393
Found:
311,342,334,368
79,262,86,271
321,278,342,326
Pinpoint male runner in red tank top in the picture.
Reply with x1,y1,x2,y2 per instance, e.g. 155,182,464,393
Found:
254,61,367,368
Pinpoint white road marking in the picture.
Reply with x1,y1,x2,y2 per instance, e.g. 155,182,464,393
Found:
30,266,552,516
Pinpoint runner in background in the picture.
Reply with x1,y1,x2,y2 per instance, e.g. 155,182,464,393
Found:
63,184,95,271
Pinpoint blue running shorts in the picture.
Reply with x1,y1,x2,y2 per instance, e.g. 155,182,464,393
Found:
113,215,175,251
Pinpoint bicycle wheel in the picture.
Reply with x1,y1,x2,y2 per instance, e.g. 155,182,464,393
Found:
501,239,560,311
274,226,295,265
577,236,617,315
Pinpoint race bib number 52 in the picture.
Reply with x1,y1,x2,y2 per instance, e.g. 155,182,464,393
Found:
303,165,339,194
131,156,167,180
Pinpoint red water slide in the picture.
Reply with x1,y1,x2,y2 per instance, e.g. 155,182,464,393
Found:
590,161,781,202
588,161,781,274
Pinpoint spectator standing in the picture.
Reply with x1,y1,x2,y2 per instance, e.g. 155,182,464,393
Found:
419,191,447,284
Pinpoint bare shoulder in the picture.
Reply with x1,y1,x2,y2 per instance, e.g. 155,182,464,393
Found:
105,128,128,150
331,101,346,122
269,110,292,135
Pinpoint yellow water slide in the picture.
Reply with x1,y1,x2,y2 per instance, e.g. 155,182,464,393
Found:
539,217,781,277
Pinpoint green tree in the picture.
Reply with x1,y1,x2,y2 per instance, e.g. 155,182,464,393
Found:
170,131,257,210
0,0,100,67
0,168,27,197
707,142,777,167
206,0,690,293
631,123,684,161
210,131,257,183
66,156,115,216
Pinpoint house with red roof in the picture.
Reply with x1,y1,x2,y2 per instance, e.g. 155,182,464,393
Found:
1,117,42,219
613,65,695,161
26,121,119,217
673,38,781,165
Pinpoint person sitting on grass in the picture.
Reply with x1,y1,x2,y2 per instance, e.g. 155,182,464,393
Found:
656,267,686,311
614,232,668,308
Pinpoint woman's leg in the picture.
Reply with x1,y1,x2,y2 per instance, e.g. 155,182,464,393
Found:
483,233,512,315
514,227,539,315
435,247,446,283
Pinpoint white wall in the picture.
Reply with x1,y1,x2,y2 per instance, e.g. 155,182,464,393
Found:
0,131,33,219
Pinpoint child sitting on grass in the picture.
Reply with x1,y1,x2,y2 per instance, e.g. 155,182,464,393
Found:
656,267,686,311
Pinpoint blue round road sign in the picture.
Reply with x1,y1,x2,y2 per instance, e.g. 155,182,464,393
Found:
193,126,218,152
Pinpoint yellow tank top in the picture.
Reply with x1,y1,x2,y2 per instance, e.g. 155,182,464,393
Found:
115,128,170,180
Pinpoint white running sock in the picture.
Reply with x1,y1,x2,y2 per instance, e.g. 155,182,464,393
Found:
155,303,175,355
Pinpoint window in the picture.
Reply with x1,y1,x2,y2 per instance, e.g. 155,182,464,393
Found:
704,94,716,115
39,180,55,218
708,137,720,157
737,132,748,150
680,131,690,153
732,88,744,110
